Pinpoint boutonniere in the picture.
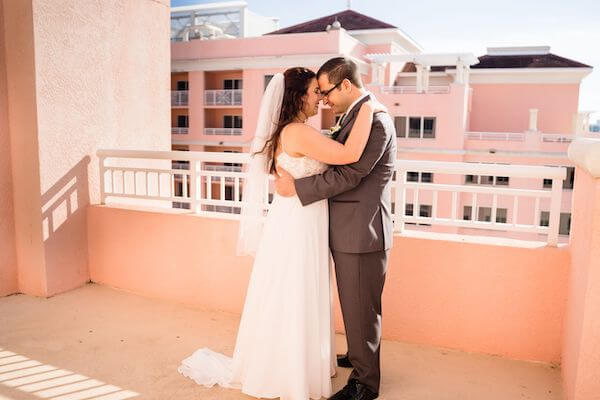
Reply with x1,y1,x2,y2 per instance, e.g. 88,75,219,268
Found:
328,121,343,139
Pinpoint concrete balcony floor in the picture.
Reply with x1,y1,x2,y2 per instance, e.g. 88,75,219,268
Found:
0,284,562,400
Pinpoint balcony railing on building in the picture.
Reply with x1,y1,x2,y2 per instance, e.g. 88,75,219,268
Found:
171,127,188,135
204,89,242,106
541,133,574,143
381,85,450,95
465,131,526,141
98,150,567,246
171,90,188,106
204,128,243,136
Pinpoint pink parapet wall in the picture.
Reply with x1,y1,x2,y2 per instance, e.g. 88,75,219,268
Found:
470,84,580,134
561,139,600,400
88,204,569,363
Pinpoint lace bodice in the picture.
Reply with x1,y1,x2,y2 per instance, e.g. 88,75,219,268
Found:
276,152,328,179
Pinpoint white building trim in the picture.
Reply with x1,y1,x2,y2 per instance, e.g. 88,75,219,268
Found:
348,28,423,53
397,146,569,159
452,67,593,84
365,52,479,66
172,139,250,147
172,53,370,74
487,46,551,56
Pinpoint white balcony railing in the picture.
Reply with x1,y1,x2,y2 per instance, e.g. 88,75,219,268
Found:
381,85,450,94
98,150,567,245
204,89,242,106
171,127,188,135
541,134,574,143
465,132,525,141
171,90,188,106
204,128,243,136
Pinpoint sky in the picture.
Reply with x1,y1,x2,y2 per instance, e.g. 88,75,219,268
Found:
171,0,600,123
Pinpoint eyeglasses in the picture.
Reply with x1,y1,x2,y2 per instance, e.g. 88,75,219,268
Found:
319,80,344,97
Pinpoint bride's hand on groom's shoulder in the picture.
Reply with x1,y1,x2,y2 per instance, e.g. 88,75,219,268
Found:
273,167,296,197
366,100,387,114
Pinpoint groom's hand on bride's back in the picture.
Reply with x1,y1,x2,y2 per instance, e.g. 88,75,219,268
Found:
273,167,296,197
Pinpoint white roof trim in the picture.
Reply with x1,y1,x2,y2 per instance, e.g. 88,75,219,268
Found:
487,46,551,56
366,52,479,66
348,28,423,52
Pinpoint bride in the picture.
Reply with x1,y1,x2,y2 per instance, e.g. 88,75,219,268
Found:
178,67,377,400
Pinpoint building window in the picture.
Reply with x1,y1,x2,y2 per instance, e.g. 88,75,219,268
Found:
264,75,274,91
540,211,550,227
463,206,507,223
177,115,189,128
423,117,436,138
395,116,436,139
540,212,571,235
480,175,494,185
176,80,189,91
563,167,575,190
224,115,242,129
408,117,421,138
560,213,571,235
465,175,478,185
465,174,509,186
407,172,433,183
395,116,406,138
405,203,432,225
224,79,242,90
544,166,575,189
496,176,509,186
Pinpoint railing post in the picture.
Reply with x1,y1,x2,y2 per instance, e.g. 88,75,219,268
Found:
190,160,198,214
547,175,564,246
394,166,406,233
99,155,106,205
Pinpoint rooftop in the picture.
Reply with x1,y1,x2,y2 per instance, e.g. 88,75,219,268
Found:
0,284,562,400
267,9,396,35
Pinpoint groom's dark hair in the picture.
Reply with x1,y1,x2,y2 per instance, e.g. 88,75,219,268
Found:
317,57,363,88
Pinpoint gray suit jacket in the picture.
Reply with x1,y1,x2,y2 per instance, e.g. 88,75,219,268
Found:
295,95,397,254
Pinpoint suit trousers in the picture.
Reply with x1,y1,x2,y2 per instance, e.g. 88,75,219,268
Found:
332,249,389,394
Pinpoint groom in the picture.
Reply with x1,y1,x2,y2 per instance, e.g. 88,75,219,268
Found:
274,57,396,400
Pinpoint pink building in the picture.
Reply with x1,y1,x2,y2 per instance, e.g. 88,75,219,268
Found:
169,6,593,242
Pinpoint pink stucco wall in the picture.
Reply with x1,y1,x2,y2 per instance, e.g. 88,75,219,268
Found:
0,0,19,297
1,0,171,298
88,205,569,363
469,84,580,134
561,168,600,400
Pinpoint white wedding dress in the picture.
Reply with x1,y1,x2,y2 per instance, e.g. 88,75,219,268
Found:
179,152,336,400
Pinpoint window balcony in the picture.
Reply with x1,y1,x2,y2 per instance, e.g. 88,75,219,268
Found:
541,133,574,143
465,131,526,141
171,90,188,106
381,85,450,94
204,89,242,106
204,128,243,136
171,127,188,135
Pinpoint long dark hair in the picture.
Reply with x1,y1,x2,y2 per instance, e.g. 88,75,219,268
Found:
255,67,316,173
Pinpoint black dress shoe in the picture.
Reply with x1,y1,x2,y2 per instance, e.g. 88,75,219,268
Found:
329,380,378,400
328,381,354,400
336,353,352,368
351,382,378,400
